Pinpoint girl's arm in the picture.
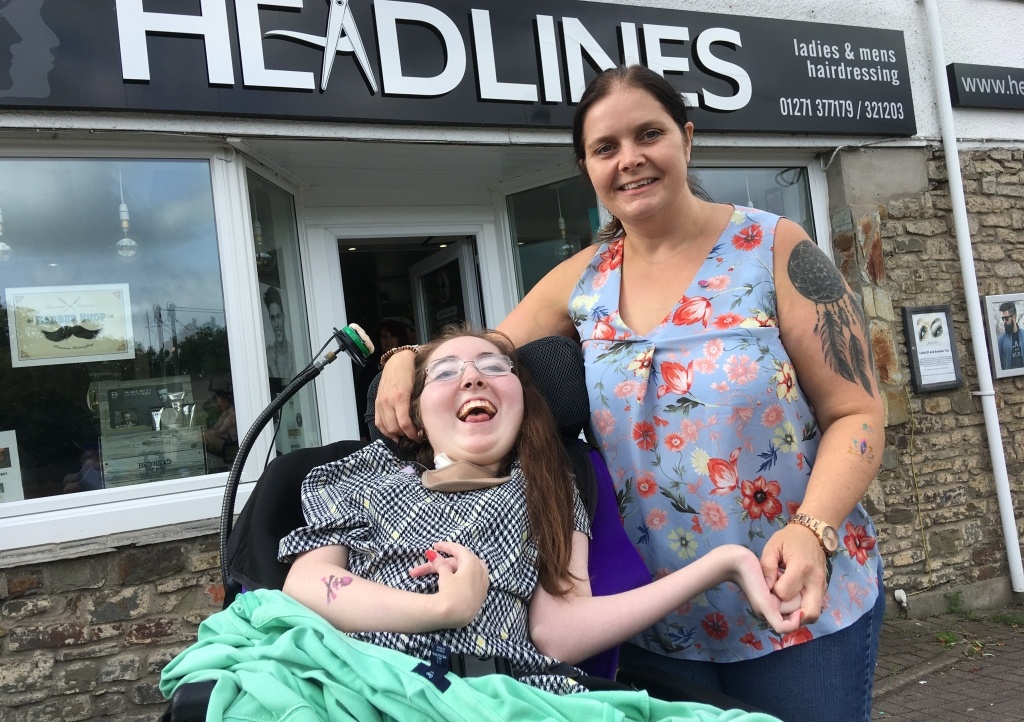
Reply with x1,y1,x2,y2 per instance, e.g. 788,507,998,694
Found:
283,540,490,634
529,532,800,664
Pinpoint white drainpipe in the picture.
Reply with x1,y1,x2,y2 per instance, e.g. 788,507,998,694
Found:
921,0,1024,591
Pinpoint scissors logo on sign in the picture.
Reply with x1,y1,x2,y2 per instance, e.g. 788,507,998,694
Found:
264,0,377,93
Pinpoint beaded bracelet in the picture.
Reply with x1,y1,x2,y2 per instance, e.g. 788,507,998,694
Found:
379,344,418,369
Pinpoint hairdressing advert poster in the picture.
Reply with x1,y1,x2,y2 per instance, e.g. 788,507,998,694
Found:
6,284,135,368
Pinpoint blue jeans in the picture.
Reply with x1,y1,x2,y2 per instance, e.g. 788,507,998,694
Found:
619,572,885,722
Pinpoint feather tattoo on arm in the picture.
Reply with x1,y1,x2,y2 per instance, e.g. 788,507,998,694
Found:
787,240,875,397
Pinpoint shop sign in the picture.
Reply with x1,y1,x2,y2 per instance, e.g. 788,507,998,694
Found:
0,0,915,135
947,63,1024,111
5,284,135,368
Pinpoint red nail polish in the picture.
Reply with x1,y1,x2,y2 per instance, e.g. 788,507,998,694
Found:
425,550,437,562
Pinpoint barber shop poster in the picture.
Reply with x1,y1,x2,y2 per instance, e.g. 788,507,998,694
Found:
6,284,135,368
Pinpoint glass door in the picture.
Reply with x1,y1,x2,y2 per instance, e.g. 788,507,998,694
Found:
409,240,483,341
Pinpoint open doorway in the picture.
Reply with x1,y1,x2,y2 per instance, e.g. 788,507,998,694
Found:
339,235,484,439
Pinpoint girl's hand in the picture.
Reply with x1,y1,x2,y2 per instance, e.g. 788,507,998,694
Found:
373,349,421,441
723,545,803,635
409,541,490,628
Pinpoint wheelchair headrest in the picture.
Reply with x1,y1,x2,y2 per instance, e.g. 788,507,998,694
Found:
364,335,588,443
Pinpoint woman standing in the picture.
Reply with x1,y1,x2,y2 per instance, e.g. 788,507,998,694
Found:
376,66,884,720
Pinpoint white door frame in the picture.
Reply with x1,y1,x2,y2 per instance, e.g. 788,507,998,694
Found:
408,240,485,343
300,205,517,443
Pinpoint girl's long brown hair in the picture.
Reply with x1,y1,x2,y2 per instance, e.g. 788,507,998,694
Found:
402,324,577,596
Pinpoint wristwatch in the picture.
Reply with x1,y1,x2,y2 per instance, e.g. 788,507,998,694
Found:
788,513,839,558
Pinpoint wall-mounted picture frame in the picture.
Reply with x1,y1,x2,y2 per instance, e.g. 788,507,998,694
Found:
902,304,963,392
983,293,1024,379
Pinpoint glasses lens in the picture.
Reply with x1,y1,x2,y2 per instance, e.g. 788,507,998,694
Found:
426,357,463,382
476,354,513,376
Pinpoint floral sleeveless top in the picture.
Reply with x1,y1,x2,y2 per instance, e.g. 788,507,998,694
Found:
569,207,880,662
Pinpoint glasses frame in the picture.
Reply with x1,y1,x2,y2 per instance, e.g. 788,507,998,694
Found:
424,353,515,383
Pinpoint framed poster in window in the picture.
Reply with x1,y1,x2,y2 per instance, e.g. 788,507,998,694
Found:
902,305,963,392
6,284,134,368
983,293,1024,379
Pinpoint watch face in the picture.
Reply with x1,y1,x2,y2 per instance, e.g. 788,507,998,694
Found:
821,525,840,552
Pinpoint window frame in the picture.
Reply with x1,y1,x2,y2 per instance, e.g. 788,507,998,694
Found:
0,141,272,550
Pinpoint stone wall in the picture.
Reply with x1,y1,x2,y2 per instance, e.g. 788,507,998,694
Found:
828,146,1024,610
0,525,223,721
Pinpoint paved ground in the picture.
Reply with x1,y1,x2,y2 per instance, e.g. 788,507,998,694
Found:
872,606,1024,720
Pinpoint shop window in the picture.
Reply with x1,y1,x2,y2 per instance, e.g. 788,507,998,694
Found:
506,176,598,297
505,167,815,302
0,158,235,503
699,167,817,243
247,170,321,457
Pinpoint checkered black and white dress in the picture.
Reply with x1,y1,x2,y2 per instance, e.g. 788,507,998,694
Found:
279,440,592,694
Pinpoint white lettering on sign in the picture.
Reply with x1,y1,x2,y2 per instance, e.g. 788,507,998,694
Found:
375,0,466,96
236,0,314,89
472,9,537,102
112,0,755,112
115,0,234,84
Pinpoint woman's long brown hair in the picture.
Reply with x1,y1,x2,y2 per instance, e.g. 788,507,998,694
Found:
402,324,578,596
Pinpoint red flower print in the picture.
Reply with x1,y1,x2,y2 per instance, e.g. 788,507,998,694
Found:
699,500,729,532
646,508,669,530
597,241,623,272
843,522,877,565
657,360,695,398
712,312,744,329
691,514,703,534
769,627,813,650
594,316,617,340
671,295,713,327
653,415,670,427
732,224,763,251
740,476,783,521
701,612,730,641
636,472,659,498
707,447,741,496
739,632,764,651
664,433,685,452
632,420,657,451
786,500,801,518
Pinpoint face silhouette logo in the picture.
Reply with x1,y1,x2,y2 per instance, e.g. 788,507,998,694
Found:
264,0,377,93
0,0,59,98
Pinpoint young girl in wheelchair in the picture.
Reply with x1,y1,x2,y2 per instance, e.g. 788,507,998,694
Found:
276,325,800,699
161,325,800,719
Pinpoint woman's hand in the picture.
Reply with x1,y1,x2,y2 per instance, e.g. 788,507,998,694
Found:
760,524,830,625
373,349,421,441
409,541,490,628
721,545,803,635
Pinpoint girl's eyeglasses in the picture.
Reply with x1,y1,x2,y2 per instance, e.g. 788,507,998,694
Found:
425,353,514,383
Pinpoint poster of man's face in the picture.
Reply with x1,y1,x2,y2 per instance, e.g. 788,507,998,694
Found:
986,294,1024,378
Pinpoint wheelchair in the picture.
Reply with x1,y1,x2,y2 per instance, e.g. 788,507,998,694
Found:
161,335,757,721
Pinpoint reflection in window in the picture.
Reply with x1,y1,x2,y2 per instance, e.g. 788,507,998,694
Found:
0,158,234,503
699,167,816,242
506,176,597,298
247,171,320,457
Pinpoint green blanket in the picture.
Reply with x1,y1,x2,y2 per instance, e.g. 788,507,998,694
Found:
160,589,781,722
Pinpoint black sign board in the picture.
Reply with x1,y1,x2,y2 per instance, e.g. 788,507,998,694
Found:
0,0,916,135
947,63,1024,111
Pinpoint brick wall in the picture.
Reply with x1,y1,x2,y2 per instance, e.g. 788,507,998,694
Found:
832,146,1024,605
0,527,223,721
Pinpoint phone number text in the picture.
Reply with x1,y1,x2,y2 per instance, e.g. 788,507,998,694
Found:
778,97,905,120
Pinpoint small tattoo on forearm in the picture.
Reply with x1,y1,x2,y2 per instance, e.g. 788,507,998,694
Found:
788,240,875,397
321,574,353,604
